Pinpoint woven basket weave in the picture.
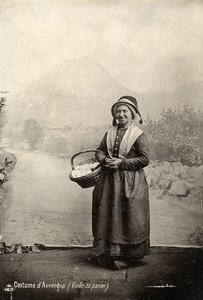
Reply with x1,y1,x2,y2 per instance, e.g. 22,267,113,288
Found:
69,150,102,188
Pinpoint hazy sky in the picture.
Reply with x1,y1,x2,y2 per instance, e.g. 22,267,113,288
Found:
0,0,203,95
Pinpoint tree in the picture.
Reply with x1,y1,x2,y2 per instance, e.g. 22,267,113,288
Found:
143,105,203,166
0,96,7,140
22,118,44,149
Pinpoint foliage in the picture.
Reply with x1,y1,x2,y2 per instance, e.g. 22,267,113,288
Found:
0,96,7,140
143,105,203,166
33,106,202,167
22,118,45,149
0,96,6,111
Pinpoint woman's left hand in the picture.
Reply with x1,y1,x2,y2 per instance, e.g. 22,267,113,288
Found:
103,157,122,170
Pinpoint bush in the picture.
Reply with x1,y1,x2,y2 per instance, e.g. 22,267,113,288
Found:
22,118,45,150
0,96,6,139
143,105,203,166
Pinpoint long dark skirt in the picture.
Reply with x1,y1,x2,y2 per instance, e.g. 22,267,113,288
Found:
90,168,150,260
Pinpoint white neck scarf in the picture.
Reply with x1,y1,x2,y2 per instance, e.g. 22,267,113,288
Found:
106,122,143,158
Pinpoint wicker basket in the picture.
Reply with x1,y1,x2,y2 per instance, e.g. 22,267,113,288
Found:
69,150,102,188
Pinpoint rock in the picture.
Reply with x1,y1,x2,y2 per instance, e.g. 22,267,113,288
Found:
153,166,162,178
169,181,189,196
0,242,6,249
162,174,180,182
160,162,171,175
194,167,203,187
30,245,41,253
180,165,190,178
149,160,157,166
197,165,203,174
172,162,183,176
183,180,196,190
193,177,203,188
195,167,202,177
187,177,195,183
146,175,158,188
159,179,171,189
168,165,174,175
17,245,23,254
0,173,5,182
187,167,196,178
146,175,152,187
144,166,151,177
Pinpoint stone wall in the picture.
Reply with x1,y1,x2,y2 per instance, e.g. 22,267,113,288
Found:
145,161,203,211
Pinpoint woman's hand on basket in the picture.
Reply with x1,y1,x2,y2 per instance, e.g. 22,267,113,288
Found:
103,157,122,170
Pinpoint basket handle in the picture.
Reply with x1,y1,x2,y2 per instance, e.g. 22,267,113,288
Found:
70,149,102,170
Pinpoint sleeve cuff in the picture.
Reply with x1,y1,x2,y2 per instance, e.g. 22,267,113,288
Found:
120,158,127,169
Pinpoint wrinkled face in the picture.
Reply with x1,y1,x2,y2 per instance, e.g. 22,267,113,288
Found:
115,104,133,126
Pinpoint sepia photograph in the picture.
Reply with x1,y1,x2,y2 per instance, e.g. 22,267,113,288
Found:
0,0,202,299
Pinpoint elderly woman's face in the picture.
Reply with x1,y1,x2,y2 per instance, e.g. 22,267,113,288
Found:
116,104,133,127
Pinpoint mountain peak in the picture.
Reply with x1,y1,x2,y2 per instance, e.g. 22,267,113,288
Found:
5,57,203,129
6,57,135,128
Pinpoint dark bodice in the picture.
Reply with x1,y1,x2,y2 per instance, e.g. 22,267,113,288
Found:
96,128,149,171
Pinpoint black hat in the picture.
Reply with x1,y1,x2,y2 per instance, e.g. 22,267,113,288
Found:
111,96,143,125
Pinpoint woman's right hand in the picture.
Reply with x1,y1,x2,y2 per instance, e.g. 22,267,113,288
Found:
103,157,122,170
103,157,114,170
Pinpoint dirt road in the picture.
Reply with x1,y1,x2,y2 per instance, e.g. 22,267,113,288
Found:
0,150,202,246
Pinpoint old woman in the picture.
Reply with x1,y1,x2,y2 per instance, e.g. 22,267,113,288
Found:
90,96,150,269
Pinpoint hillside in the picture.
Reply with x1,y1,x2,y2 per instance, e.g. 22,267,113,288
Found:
6,57,136,128
138,81,203,119
5,57,203,130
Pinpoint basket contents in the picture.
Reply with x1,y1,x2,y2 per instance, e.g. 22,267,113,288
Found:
71,161,100,178
69,149,102,188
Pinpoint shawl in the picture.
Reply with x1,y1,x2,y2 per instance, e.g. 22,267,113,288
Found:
106,122,143,158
